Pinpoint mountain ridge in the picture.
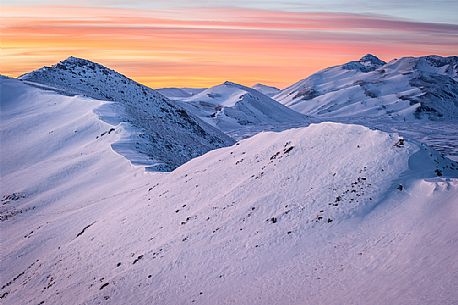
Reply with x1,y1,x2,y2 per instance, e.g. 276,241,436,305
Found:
19,56,235,171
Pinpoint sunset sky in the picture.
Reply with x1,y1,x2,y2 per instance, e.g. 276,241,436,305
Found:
1,0,457,88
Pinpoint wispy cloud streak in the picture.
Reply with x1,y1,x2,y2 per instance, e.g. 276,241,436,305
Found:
2,5,457,87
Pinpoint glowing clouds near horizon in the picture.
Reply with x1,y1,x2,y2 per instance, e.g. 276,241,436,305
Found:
1,5,457,88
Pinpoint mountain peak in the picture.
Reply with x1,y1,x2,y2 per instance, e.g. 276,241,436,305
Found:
220,81,252,92
58,56,106,69
341,54,386,73
64,55,85,62
359,54,385,65
223,81,238,86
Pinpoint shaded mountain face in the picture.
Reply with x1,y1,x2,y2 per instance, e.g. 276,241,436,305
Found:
274,55,458,120
177,81,308,139
19,56,234,171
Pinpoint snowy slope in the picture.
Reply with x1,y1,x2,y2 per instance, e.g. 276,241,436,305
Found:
19,57,234,171
0,76,148,216
275,55,458,120
157,87,205,100
251,83,280,97
179,81,308,139
2,79,458,305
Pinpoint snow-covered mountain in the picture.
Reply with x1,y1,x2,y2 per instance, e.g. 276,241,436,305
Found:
178,81,308,139
2,78,457,305
275,54,458,120
18,56,234,171
157,87,205,100
251,83,281,97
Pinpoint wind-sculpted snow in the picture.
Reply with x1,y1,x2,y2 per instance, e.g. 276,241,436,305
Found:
19,57,234,171
275,54,458,120
2,81,457,305
178,81,308,139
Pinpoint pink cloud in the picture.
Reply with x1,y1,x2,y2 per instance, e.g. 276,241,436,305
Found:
1,5,457,87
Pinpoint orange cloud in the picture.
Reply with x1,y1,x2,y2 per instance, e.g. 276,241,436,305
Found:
1,5,457,88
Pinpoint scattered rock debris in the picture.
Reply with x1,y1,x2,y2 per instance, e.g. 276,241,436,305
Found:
133,255,144,264
2,192,26,204
283,146,294,154
270,151,281,160
97,128,115,139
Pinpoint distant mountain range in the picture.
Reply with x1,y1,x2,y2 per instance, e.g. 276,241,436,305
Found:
157,84,280,100
7,54,457,172
176,81,308,139
156,87,205,100
274,54,458,120
157,54,458,122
